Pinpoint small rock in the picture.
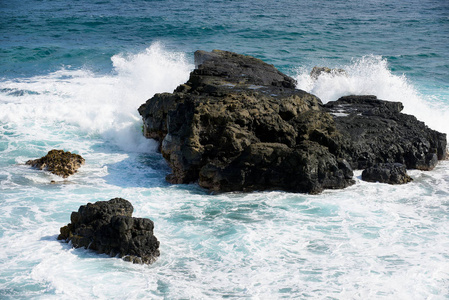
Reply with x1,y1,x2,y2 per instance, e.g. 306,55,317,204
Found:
310,66,347,79
58,198,160,264
26,149,85,178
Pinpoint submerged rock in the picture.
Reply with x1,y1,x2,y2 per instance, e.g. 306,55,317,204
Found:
138,50,446,194
26,149,85,178
58,198,160,264
362,163,412,184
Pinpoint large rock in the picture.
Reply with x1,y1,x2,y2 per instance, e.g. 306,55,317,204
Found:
26,149,85,178
138,50,447,194
58,198,160,264
139,50,354,194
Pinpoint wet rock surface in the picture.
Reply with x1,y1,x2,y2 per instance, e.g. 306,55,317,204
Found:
323,95,447,171
58,198,160,264
361,163,413,184
310,66,347,79
26,149,85,178
138,50,447,194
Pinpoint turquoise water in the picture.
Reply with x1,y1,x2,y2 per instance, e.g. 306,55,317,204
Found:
1,0,449,298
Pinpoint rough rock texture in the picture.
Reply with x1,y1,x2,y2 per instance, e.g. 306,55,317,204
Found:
361,163,412,184
139,50,354,194
323,95,447,171
310,66,347,79
138,50,447,194
26,149,85,178
58,198,160,264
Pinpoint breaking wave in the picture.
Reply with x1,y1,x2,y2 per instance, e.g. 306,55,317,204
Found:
294,55,449,137
0,43,193,153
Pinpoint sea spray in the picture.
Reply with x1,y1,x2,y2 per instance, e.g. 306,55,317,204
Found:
0,43,193,154
1,50,449,298
295,55,449,137
1,0,449,297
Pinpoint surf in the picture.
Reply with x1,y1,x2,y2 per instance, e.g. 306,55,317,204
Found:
0,43,193,154
294,55,449,137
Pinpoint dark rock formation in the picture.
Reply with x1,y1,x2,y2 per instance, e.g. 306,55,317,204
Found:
139,50,354,194
362,163,412,184
26,149,85,178
58,198,160,264
138,50,447,194
323,95,447,171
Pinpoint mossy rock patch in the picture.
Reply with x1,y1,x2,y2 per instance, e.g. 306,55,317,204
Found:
26,149,85,178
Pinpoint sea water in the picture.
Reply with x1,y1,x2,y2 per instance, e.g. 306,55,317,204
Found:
1,0,448,298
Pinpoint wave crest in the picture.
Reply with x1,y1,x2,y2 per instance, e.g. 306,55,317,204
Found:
0,43,193,152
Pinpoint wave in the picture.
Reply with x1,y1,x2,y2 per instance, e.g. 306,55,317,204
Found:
1,48,447,157
294,55,449,137
0,43,193,153
1,47,449,299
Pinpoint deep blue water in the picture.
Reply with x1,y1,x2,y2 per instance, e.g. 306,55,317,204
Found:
2,0,449,83
1,0,449,298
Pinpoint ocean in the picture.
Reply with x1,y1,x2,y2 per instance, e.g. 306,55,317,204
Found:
1,0,448,298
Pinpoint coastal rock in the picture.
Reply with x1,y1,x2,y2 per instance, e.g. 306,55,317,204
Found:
139,50,354,194
323,95,447,170
138,50,447,194
58,198,160,264
310,66,347,79
361,163,412,184
26,149,85,178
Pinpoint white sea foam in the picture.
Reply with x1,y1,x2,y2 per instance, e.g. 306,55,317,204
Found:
1,149,448,299
0,43,193,153
295,55,449,137
1,48,449,299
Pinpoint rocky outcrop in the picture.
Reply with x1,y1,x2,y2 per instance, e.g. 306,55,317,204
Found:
323,95,447,171
58,198,160,264
138,50,447,194
26,149,85,178
361,163,412,184
139,50,355,194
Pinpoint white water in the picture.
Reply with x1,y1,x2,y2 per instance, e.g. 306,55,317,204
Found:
1,45,448,299
295,55,449,136
0,43,192,155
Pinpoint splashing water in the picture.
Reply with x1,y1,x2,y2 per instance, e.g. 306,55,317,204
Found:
295,55,449,136
1,44,449,299
0,43,193,154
